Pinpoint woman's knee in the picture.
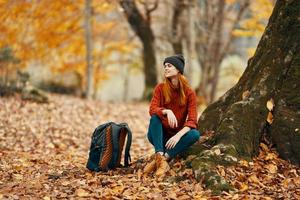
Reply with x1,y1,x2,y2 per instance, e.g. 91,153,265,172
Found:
149,114,162,125
147,115,162,141
188,129,200,142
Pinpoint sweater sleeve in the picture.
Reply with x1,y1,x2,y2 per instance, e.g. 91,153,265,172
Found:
184,90,198,129
149,84,165,119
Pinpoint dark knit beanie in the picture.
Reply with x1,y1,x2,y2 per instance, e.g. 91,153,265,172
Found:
163,54,185,74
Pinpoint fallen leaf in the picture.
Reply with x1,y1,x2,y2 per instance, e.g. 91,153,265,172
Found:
213,148,221,155
112,185,125,194
266,112,273,124
261,197,273,200
292,177,300,185
266,98,275,111
239,160,249,167
232,194,239,200
259,143,269,151
282,178,291,188
266,164,277,174
178,194,191,200
13,174,23,180
249,174,260,184
239,183,248,192
137,169,142,180
75,188,90,197
265,152,277,160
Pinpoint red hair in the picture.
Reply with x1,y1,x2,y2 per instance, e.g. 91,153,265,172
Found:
162,74,190,106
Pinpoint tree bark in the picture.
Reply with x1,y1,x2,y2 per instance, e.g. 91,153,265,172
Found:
187,0,300,193
120,0,158,100
169,0,196,82
171,0,185,54
84,0,94,99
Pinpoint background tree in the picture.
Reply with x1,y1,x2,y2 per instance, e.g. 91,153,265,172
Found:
233,0,275,57
0,1,134,97
0,47,20,95
119,0,158,100
194,0,250,103
84,0,94,99
186,0,300,192
170,0,196,81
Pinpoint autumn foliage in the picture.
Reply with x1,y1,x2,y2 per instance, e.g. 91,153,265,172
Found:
0,0,136,90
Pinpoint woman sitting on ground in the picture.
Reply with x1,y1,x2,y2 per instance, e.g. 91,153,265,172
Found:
144,54,200,177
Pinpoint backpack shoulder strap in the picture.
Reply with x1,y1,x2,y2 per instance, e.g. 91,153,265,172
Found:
121,123,132,167
109,123,122,168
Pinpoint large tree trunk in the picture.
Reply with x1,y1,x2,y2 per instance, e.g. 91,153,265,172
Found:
187,0,300,193
120,0,158,100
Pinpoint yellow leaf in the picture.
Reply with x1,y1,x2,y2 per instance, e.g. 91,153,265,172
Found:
220,168,226,176
249,174,260,184
43,196,51,200
261,197,273,200
178,194,191,200
112,185,125,194
266,98,275,111
213,148,221,155
13,174,23,180
266,163,277,173
259,143,269,151
267,112,273,124
282,178,291,188
239,160,249,167
265,152,277,160
239,183,248,192
75,188,90,197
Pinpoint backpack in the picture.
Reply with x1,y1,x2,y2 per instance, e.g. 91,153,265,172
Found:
86,122,132,172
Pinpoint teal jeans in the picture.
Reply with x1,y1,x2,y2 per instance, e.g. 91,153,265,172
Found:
147,115,200,158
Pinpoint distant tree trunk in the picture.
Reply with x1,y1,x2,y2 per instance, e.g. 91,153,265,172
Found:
84,0,94,99
170,0,185,54
119,0,158,100
194,0,249,103
186,0,300,193
170,0,195,83
184,0,196,82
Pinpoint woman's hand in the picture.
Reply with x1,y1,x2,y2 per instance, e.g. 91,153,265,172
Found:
163,109,178,128
165,133,182,149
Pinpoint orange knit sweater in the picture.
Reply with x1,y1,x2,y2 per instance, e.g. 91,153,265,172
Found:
149,83,198,136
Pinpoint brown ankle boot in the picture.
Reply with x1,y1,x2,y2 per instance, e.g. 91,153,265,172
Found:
143,156,156,175
155,153,170,177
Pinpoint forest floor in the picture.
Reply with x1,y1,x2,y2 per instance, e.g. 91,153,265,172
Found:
0,94,299,199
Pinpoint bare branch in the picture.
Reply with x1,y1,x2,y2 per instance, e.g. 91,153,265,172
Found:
219,0,250,63
148,0,158,13
141,0,159,23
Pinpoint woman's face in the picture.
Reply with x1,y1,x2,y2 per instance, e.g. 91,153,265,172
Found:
164,63,179,78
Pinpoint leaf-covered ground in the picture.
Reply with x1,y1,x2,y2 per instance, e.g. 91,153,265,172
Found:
0,94,299,199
